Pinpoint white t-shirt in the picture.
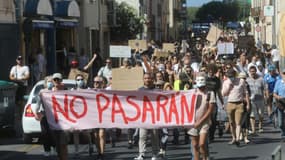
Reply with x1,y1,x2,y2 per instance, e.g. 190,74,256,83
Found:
271,49,280,62
10,65,30,86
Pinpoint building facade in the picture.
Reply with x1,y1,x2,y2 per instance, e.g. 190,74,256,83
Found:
0,0,19,80
78,0,110,61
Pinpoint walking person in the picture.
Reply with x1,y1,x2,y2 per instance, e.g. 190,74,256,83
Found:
222,69,250,146
273,69,285,138
246,66,266,134
32,76,55,157
206,63,224,142
93,76,106,160
188,72,215,160
72,74,93,158
49,73,69,160
134,72,161,160
264,65,281,120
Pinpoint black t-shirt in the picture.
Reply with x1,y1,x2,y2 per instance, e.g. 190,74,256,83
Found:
206,76,221,93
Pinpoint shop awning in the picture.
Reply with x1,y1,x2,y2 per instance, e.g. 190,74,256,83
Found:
24,0,53,17
55,18,79,28
55,0,80,18
32,20,54,29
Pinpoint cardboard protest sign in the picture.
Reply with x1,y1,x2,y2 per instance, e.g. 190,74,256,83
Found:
238,35,254,49
217,42,234,54
206,24,222,43
128,40,147,50
40,89,197,130
112,67,143,90
154,49,169,58
279,13,285,57
110,45,131,58
163,43,175,53
68,68,89,82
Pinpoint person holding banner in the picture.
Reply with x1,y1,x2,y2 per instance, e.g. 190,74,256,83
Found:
134,73,161,160
51,73,69,160
32,76,55,157
93,76,106,160
187,72,216,160
71,74,94,157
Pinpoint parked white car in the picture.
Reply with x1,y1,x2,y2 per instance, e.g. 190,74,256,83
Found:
22,79,76,143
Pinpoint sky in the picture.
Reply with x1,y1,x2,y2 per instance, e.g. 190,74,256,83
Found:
187,0,222,7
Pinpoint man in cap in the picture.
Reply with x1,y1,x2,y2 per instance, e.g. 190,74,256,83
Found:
9,55,30,113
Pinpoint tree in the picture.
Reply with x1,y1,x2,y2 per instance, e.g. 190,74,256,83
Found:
195,1,239,22
110,2,144,42
187,7,199,23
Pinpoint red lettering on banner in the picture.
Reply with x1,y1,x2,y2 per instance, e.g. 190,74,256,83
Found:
111,94,128,124
142,96,155,124
126,96,141,122
70,96,88,119
180,94,196,125
168,93,179,124
51,94,76,123
96,93,110,123
156,95,169,123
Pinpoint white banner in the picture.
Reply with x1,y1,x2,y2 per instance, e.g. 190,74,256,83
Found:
217,42,234,55
40,89,197,130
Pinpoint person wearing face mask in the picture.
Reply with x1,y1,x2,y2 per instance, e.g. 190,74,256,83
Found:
187,72,216,160
71,74,93,158
31,76,55,157
222,69,250,146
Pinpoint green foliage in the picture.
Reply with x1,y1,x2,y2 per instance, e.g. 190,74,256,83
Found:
187,7,199,23
110,2,144,42
195,1,249,22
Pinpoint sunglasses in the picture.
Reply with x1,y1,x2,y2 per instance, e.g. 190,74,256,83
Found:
94,81,102,84
53,78,62,82
76,79,84,81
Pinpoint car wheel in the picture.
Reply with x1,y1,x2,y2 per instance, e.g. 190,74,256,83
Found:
23,134,32,144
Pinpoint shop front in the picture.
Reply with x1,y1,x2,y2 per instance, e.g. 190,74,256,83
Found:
23,0,55,81
54,0,80,76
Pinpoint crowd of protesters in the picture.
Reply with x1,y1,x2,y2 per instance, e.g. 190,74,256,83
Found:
10,28,285,160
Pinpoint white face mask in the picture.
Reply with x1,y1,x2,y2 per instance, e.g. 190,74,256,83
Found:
76,80,85,88
196,76,206,88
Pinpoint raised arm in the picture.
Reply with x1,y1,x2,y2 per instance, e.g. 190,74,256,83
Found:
83,53,97,71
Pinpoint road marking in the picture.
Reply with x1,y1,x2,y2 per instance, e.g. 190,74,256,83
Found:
18,144,41,152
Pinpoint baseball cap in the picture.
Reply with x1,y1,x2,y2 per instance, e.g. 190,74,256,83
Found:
52,73,63,79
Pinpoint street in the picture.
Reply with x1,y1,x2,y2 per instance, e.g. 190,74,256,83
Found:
0,120,284,160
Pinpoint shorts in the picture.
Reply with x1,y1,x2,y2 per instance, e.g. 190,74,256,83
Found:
187,123,209,136
250,100,265,118
226,102,244,125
